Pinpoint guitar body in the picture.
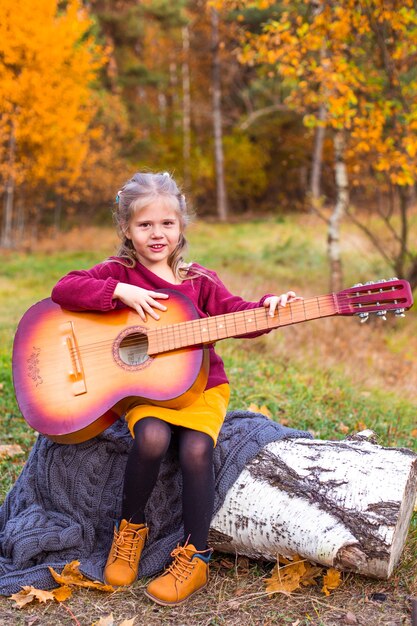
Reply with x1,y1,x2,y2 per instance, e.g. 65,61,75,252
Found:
12,292,209,444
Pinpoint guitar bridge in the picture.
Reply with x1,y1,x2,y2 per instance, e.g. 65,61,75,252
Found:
60,321,87,396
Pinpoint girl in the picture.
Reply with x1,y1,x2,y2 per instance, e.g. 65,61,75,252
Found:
51,171,300,606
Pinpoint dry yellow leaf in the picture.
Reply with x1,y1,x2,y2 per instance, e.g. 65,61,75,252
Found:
119,619,136,626
10,586,54,608
0,444,24,459
265,556,306,594
338,422,350,435
52,585,73,602
354,421,367,432
248,403,271,418
322,568,342,596
300,563,323,587
93,614,115,626
49,560,115,592
265,554,323,595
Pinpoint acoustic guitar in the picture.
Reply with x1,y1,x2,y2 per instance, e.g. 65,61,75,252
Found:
12,279,413,444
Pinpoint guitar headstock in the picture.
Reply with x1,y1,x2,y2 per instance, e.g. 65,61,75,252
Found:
336,279,413,322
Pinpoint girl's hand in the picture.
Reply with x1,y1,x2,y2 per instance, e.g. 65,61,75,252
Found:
113,283,169,321
264,291,303,317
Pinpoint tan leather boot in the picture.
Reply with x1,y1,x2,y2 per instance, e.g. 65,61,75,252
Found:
144,542,212,606
104,519,148,586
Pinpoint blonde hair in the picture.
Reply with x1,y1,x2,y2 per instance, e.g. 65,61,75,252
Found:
113,171,193,281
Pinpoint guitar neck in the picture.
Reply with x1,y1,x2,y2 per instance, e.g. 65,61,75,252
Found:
147,294,338,355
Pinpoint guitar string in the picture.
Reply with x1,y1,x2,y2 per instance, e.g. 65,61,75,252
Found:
67,294,404,359
56,292,404,361
67,296,338,356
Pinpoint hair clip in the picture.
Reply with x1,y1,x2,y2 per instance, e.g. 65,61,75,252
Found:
115,194,119,203
162,171,170,177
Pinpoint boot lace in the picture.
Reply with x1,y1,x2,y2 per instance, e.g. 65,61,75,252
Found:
112,526,144,565
166,544,210,582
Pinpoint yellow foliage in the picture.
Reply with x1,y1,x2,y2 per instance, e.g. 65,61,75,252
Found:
0,0,107,189
93,615,136,626
49,560,116,592
11,586,55,608
322,568,342,596
247,403,271,418
9,561,116,608
265,554,324,595
0,444,24,459
227,0,417,186
264,554,342,597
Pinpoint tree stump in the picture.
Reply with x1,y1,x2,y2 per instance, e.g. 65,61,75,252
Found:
209,431,417,579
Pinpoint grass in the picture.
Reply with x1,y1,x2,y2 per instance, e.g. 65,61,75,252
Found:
0,216,416,625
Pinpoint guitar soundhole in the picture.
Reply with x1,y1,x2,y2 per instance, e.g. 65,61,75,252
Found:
114,328,152,370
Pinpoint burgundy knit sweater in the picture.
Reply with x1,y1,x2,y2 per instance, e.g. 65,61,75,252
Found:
51,259,272,390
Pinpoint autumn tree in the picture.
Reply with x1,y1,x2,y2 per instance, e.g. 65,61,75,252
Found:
222,0,417,289
0,0,107,246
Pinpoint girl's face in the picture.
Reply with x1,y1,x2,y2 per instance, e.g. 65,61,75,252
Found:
125,199,181,269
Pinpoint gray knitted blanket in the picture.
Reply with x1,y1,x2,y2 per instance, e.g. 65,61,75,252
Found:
0,411,311,596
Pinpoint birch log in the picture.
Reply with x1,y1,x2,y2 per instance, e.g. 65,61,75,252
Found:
209,431,417,579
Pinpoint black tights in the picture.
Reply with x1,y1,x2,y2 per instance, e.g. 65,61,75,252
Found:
121,417,215,551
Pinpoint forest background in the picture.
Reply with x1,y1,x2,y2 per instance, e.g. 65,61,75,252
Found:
2,0,417,295
1,1,417,624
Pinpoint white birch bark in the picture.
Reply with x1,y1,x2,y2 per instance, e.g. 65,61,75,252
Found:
210,431,417,580
181,25,191,190
310,104,326,208
211,7,228,221
1,121,16,248
328,130,348,292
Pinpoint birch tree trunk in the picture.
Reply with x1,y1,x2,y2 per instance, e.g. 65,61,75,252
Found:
211,7,228,221
181,25,191,190
1,121,16,248
309,104,326,211
210,431,417,580
328,131,348,292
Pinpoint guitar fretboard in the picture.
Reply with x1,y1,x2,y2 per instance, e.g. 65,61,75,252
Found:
147,294,338,355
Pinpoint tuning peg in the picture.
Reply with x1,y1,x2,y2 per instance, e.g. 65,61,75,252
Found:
357,312,369,323
353,283,363,288
376,310,387,320
394,308,406,317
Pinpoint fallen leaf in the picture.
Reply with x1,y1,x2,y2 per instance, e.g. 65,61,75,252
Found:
322,568,342,595
343,611,358,624
237,556,250,572
300,563,323,587
354,420,367,432
49,560,115,592
93,615,114,626
119,619,136,626
0,444,25,459
247,403,271,418
265,556,307,594
10,586,54,608
338,422,350,434
227,600,241,610
52,585,73,602
264,554,323,595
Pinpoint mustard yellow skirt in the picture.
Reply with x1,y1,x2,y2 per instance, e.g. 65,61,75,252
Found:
125,383,230,445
